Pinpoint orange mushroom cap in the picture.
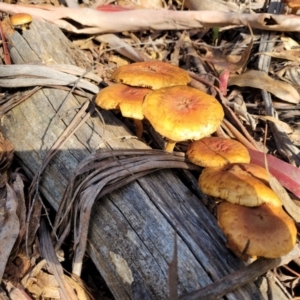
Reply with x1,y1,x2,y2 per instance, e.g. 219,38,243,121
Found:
142,85,224,150
95,83,151,120
10,13,32,30
186,137,250,167
111,61,191,90
282,0,300,10
199,163,282,207
218,201,297,259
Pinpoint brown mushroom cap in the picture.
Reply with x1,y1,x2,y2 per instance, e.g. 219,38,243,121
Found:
95,83,151,120
218,201,297,259
10,13,33,27
199,163,282,207
111,61,191,90
143,86,224,147
186,137,250,167
282,0,300,9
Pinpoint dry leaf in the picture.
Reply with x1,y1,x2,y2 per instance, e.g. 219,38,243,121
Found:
269,175,300,223
0,65,100,93
117,0,163,9
0,133,14,180
0,183,19,280
5,282,32,300
254,115,294,134
95,34,150,63
198,27,253,73
4,252,31,284
3,4,300,34
26,270,61,299
229,70,300,103
109,54,130,66
25,270,91,300
260,49,300,63
281,36,299,50
184,0,248,12
249,149,300,199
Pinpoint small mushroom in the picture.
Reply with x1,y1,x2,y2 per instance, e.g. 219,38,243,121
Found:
186,137,250,168
198,163,282,207
217,201,297,259
95,83,151,138
111,61,191,90
10,13,33,31
142,85,224,152
282,0,300,14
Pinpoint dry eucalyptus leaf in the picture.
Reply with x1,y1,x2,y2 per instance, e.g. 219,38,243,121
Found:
0,183,19,280
0,65,99,94
185,0,246,11
65,274,92,300
289,123,300,146
260,50,300,63
3,4,300,34
0,133,14,175
117,0,163,9
255,115,294,134
25,270,61,299
229,70,300,103
198,29,253,73
4,252,31,283
281,36,299,50
12,175,26,236
269,175,300,223
95,34,149,63
109,54,130,66
25,271,91,300
5,282,32,300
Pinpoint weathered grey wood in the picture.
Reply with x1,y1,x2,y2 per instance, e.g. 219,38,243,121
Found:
0,20,283,299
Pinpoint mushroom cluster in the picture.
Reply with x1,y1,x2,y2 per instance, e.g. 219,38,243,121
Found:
95,61,297,260
187,136,297,260
95,61,224,149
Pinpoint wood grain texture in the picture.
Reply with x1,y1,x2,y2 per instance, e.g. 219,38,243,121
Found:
1,20,277,299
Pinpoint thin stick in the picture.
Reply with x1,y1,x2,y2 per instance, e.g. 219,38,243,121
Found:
222,119,257,151
179,245,300,300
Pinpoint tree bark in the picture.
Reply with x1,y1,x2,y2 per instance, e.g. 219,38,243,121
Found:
0,20,286,299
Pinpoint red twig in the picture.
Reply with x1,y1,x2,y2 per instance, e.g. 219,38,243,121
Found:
0,20,11,65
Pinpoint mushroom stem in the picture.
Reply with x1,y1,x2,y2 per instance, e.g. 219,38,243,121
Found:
165,140,176,152
133,119,143,138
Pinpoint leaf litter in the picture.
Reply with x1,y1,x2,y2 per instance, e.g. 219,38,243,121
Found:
1,0,300,299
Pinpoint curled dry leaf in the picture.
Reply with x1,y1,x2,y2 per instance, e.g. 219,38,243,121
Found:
229,70,300,103
24,269,91,300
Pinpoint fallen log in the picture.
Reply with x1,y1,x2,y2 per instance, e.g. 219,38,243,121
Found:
0,19,288,299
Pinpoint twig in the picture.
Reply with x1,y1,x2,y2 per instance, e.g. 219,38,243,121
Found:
0,20,11,65
179,245,300,300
